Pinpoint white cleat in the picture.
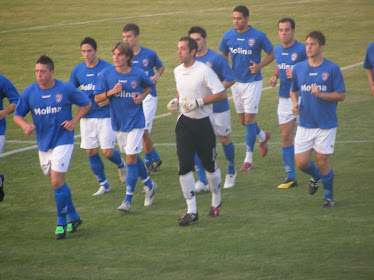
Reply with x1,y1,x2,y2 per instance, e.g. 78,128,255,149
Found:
224,171,237,189
144,182,157,206
195,180,209,193
118,201,131,212
118,159,127,183
92,186,111,196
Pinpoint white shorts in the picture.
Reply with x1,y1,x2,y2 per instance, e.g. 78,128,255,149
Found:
80,118,116,150
212,110,231,136
0,135,5,155
38,144,74,175
277,97,297,125
115,128,144,155
231,80,263,114
142,95,157,133
294,126,337,154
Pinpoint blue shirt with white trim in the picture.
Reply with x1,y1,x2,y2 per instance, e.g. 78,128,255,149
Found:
0,74,19,135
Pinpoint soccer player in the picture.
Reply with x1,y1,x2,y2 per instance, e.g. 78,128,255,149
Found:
219,5,274,172
290,31,346,208
122,23,165,173
269,18,307,189
363,42,374,96
188,26,237,190
168,37,226,226
94,42,157,213
14,55,91,239
70,37,127,196
0,74,20,202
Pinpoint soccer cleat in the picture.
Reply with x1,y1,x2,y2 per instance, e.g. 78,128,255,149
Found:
118,159,127,183
67,218,83,234
55,225,67,240
259,131,271,157
178,212,199,226
144,182,157,206
145,162,153,174
309,177,321,195
224,171,237,188
0,174,4,202
92,186,111,196
322,199,335,208
240,162,252,172
208,202,222,218
277,177,298,189
151,160,163,173
118,201,131,212
195,180,209,192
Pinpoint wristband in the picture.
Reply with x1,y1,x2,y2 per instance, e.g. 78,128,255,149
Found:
105,91,109,98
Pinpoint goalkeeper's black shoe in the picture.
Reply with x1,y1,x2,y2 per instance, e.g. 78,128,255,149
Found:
0,174,4,202
178,212,198,226
309,177,321,195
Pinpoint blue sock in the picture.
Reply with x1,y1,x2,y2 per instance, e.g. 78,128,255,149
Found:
282,145,296,180
245,123,257,153
88,154,106,183
137,156,153,189
107,149,123,168
301,160,321,180
321,169,334,200
194,153,208,184
125,163,138,203
54,184,68,226
144,152,152,165
64,184,79,222
151,148,161,162
223,141,235,174
255,122,261,134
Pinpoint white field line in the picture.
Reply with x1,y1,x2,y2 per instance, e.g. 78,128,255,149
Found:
0,0,325,35
1,61,365,158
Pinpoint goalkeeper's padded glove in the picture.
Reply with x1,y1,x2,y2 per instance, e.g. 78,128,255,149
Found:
181,98,204,113
167,98,179,115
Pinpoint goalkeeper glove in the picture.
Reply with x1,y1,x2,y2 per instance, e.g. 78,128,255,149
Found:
167,98,179,115
181,98,204,113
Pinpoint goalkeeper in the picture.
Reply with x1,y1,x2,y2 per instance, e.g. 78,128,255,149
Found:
168,37,226,226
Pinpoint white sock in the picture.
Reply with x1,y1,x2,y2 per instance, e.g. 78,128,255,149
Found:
179,172,197,213
186,197,197,213
206,169,221,207
257,130,266,142
244,151,253,163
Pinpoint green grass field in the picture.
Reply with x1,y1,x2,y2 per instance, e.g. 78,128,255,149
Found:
1,0,373,279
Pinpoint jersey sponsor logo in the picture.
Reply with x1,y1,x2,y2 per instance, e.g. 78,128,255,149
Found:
142,59,149,67
322,72,329,81
229,47,252,55
80,83,95,91
237,38,245,41
248,38,255,47
309,72,318,76
115,91,137,98
34,106,63,115
277,63,293,70
86,74,94,77
281,52,289,56
131,80,138,89
56,94,63,103
42,95,51,99
300,83,327,92
291,53,298,61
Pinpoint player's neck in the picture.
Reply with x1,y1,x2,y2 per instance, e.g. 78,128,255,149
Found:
183,58,195,68
133,45,141,56
308,55,324,67
196,47,208,57
282,39,295,49
86,57,99,68
39,79,55,90
236,25,250,33
116,65,132,74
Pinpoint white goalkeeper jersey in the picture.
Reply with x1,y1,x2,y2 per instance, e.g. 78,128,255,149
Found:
174,61,224,119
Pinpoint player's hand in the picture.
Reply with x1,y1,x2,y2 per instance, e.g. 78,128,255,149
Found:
97,99,109,107
181,98,204,113
61,120,76,131
23,123,35,135
167,98,179,114
249,61,260,74
310,85,320,98
150,73,160,84
133,93,145,104
108,82,122,97
286,68,293,79
269,75,277,87
292,104,299,115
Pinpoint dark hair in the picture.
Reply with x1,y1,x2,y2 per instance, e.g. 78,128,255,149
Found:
179,37,198,55
80,37,97,49
112,42,134,66
278,17,295,30
233,5,249,18
122,23,140,36
36,55,54,71
188,26,207,38
306,31,326,46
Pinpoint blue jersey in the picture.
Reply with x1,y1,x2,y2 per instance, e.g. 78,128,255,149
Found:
196,49,236,113
363,42,374,69
274,41,307,98
131,47,163,97
69,58,112,118
94,66,155,132
14,80,90,152
219,26,274,83
0,74,19,135
291,59,345,129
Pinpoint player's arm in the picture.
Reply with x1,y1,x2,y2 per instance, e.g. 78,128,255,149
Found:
202,90,227,105
366,68,374,95
250,50,275,74
290,90,299,115
221,52,229,62
133,86,152,104
13,115,35,136
222,80,236,89
150,65,165,84
269,65,279,87
0,103,16,121
61,102,92,131
95,82,122,103
310,86,346,102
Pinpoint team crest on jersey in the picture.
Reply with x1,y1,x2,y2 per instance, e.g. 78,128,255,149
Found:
142,59,149,67
131,80,138,89
206,61,212,68
322,72,329,81
55,94,63,103
248,38,255,47
291,53,298,61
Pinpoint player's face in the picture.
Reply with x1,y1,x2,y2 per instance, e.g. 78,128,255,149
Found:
122,31,139,49
232,12,248,32
278,22,295,45
189,33,206,53
112,49,129,68
35,63,54,87
305,37,324,58
81,44,97,64
177,41,194,65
